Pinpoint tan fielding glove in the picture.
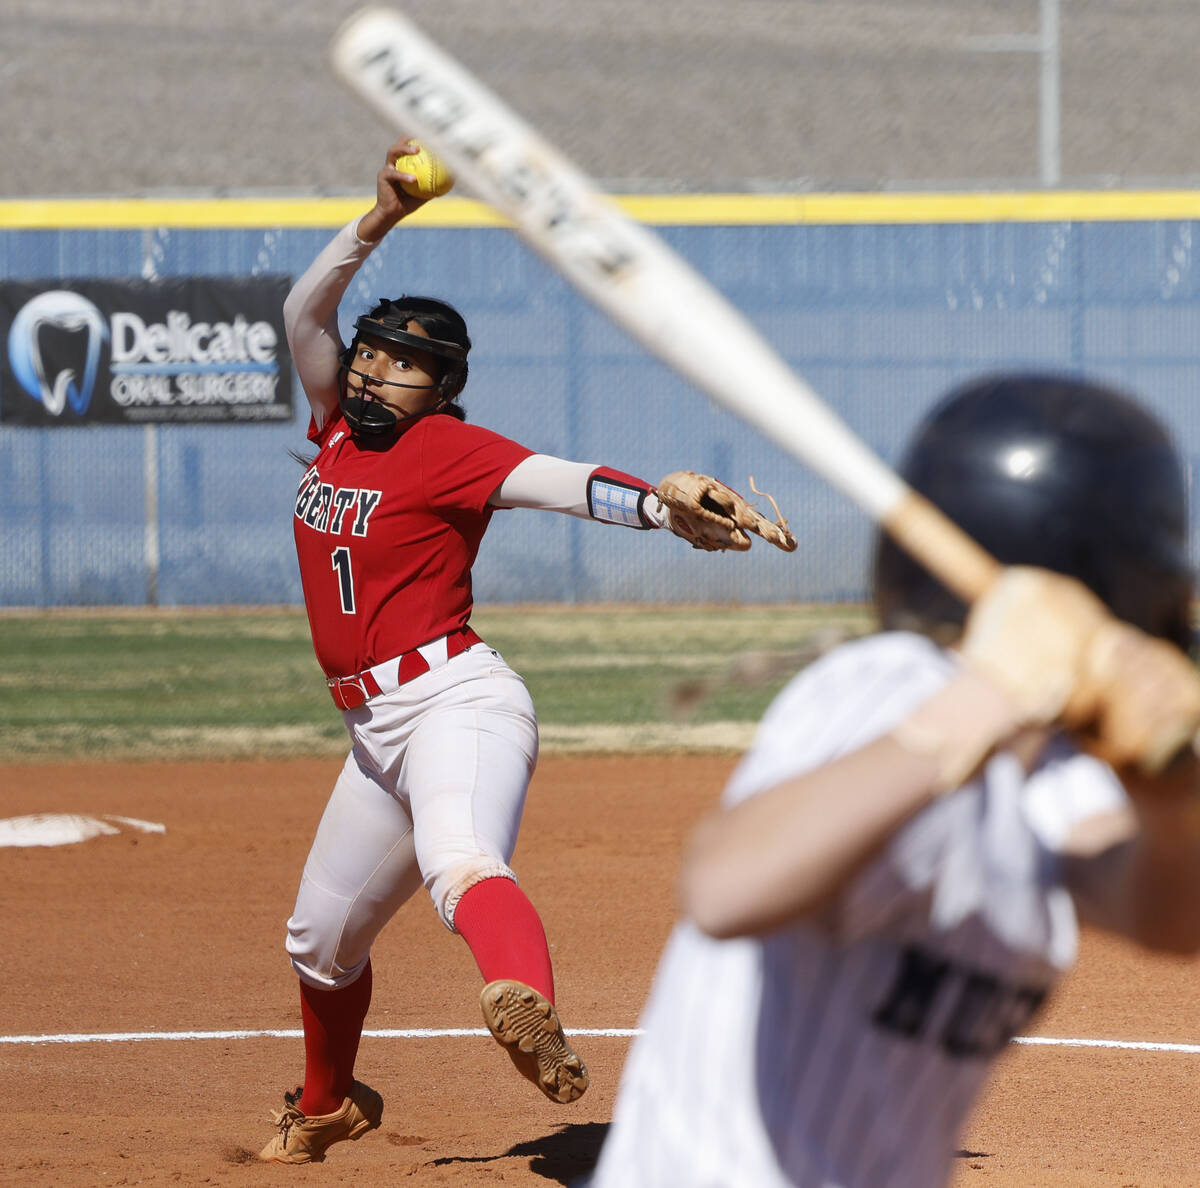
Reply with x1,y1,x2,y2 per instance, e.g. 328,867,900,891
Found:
654,471,798,553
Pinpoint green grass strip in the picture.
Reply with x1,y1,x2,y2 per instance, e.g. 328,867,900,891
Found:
0,604,872,762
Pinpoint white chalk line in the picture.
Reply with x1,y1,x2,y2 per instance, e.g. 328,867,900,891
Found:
1010,1036,1200,1052
4,1029,1200,1053
0,1027,640,1046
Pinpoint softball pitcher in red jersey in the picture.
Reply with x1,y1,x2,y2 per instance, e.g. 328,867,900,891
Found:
258,139,762,1164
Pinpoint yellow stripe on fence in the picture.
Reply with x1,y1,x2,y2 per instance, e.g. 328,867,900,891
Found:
4,189,1200,230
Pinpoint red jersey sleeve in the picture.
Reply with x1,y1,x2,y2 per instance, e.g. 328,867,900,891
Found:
417,417,535,515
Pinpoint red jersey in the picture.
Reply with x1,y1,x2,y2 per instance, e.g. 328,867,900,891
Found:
294,410,533,677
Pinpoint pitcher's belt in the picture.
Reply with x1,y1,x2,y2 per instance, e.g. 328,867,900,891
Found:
327,627,483,710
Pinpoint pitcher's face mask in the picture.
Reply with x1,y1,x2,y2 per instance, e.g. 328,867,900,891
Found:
338,315,468,437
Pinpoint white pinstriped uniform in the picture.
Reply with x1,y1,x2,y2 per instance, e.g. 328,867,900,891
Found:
588,632,1127,1188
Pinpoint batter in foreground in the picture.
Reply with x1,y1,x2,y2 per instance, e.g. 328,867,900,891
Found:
258,138,794,1165
588,373,1200,1187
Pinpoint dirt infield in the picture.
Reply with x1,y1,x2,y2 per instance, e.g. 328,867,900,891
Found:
5,755,1200,1186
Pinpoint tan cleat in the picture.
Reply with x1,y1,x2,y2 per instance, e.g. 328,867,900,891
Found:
480,979,590,1104
258,1080,383,1164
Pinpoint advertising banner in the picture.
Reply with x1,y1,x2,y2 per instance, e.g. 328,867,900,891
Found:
0,275,293,425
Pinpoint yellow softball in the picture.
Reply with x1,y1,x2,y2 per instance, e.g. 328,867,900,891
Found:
395,144,455,199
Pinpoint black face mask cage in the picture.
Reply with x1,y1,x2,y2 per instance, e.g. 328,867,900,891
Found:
337,355,446,437
337,301,471,436
350,315,467,365
339,391,404,436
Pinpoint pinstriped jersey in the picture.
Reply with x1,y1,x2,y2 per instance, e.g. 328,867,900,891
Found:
589,632,1126,1188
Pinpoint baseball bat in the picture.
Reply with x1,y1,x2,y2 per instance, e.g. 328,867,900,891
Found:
329,6,1000,604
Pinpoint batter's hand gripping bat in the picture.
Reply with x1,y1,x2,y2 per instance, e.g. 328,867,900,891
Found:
328,6,1000,601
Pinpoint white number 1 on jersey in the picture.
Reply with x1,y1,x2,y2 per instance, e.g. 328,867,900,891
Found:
331,547,356,614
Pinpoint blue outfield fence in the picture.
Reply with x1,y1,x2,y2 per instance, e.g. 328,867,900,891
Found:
1,194,1200,608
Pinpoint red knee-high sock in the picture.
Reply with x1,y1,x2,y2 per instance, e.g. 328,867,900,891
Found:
297,959,373,1118
454,877,556,1003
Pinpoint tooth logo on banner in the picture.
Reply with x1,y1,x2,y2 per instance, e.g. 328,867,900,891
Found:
7,290,109,417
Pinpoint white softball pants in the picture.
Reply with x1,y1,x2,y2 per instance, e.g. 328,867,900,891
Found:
285,644,539,990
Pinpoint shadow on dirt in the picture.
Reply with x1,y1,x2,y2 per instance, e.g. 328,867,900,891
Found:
432,1121,610,1184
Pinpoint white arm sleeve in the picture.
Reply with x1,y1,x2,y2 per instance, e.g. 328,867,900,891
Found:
491,454,668,526
282,218,379,427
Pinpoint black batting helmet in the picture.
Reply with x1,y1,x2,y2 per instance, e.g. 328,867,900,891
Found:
873,373,1195,651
